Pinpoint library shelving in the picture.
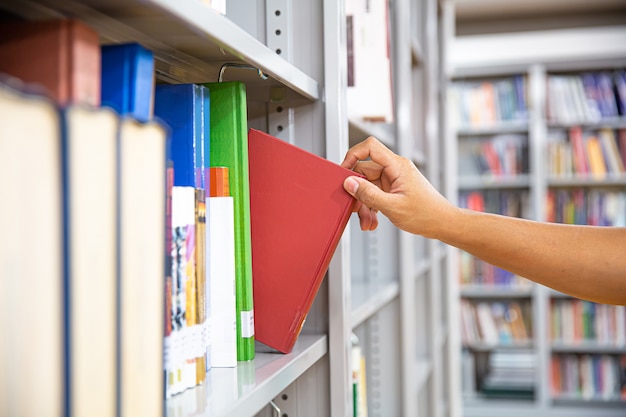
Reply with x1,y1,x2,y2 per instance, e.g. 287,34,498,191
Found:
442,1,626,416
0,0,452,416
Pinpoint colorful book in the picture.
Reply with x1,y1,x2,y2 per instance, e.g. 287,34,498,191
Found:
208,167,237,367
205,81,255,361
155,84,209,189
247,128,360,353
118,117,167,416
101,43,155,122
0,79,64,417
155,83,210,388
0,19,101,106
63,104,119,417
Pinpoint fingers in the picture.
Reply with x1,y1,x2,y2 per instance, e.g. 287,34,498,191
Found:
343,176,388,213
341,136,399,171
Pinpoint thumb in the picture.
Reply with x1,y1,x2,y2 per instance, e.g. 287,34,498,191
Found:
343,176,388,212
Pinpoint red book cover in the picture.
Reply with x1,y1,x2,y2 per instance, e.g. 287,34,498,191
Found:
248,128,359,353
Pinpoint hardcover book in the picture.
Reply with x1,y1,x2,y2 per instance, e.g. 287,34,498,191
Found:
205,81,255,361
0,19,100,106
101,43,155,122
247,128,360,353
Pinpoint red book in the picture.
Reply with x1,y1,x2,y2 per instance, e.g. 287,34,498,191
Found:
248,128,360,353
0,19,100,106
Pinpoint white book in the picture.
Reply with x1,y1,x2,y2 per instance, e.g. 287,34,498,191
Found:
209,195,237,367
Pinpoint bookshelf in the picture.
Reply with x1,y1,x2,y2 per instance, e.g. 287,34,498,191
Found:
0,0,452,416
442,1,626,416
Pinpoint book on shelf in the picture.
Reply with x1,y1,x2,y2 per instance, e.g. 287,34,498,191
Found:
546,188,626,226
155,84,209,189
155,83,211,388
204,81,255,361
63,103,119,417
550,299,626,346
101,42,155,122
0,19,101,106
481,350,536,400
345,0,394,123
351,333,368,417
449,76,527,129
247,128,360,353
547,71,626,124
0,79,64,416
461,300,532,347
168,186,197,396
551,353,626,401
208,167,237,368
117,117,167,417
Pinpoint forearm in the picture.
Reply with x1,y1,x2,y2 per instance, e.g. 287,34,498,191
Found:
439,208,626,305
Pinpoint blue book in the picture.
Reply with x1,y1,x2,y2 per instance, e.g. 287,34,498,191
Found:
154,84,209,188
101,43,154,122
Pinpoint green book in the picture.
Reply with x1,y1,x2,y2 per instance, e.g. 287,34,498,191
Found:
205,81,255,361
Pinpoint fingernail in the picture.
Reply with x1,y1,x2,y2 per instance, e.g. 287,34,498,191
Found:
344,177,359,195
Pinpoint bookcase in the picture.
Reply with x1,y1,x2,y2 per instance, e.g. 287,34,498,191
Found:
441,1,626,416
0,0,453,416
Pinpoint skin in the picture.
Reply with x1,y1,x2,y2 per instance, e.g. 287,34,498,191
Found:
341,137,626,306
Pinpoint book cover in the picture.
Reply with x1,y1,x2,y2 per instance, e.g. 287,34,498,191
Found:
0,79,63,417
208,167,237,367
101,43,155,122
169,186,196,395
63,104,119,417
118,117,166,416
155,84,209,189
204,81,255,361
247,128,360,353
0,19,100,106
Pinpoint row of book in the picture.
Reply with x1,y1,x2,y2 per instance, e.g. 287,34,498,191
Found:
547,127,626,178
460,300,532,347
546,189,626,226
458,134,529,178
551,354,626,401
1,17,359,416
449,76,528,128
550,300,626,346
547,70,626,125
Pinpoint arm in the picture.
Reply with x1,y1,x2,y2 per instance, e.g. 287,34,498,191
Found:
342,137,626,306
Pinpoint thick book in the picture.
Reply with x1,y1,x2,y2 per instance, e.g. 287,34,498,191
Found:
205,81,255,361
0,19,100,106
155,84,209,189
63,104,119,417
247,128,360,353
118,117,167,416
0,79,64,417
208,167,237,367
101,43,155,122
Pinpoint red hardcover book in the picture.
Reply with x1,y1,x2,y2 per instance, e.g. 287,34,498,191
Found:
248,128,359,353
0,19,100,106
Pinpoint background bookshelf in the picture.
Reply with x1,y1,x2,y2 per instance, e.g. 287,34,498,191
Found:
0,0,451,416
442,1,626,416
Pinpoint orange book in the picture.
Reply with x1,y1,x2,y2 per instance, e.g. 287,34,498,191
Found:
247,129,360,353
0,19,100,106
586,136,607,179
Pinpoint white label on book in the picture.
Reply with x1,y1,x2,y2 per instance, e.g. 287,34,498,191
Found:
241,310,254,338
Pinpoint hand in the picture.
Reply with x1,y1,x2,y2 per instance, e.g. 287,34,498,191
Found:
341,137,457,238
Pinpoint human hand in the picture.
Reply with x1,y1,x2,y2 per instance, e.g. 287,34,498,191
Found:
341,137,456,238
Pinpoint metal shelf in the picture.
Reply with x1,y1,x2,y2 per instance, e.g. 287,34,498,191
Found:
0,0,319,105
550,342,626,354
348,118,396,150
458,174,531,190
457,122,529,136
166,334,327,417
351,279,400,328
460,285,534,298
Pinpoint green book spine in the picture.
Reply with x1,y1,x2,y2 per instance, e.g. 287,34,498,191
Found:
205,81,255,361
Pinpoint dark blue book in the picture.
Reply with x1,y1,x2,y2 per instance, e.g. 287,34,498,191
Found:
101,43,154,122
154,84,209,189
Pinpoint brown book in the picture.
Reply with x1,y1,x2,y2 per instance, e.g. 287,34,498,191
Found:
0,19,100,106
